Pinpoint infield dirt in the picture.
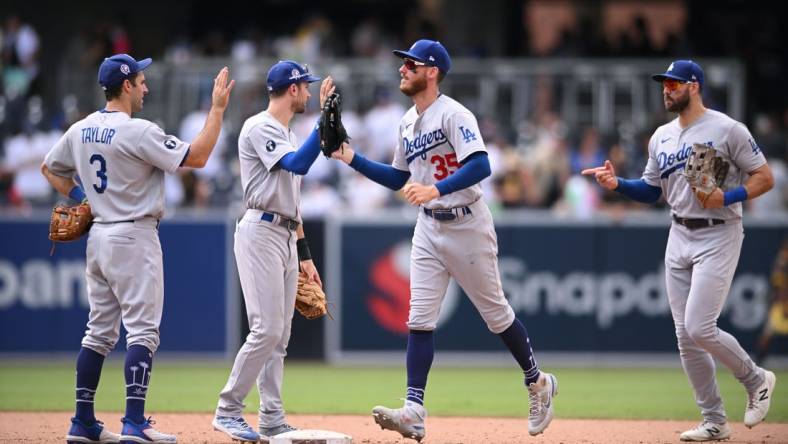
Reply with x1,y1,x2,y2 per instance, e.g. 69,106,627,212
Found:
2,412,787,443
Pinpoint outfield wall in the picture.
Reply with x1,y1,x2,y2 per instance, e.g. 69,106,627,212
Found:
1,211,785,364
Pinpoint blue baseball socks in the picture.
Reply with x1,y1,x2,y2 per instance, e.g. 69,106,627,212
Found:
75,347,105,424
498,318,541,385
406,330,434,405
124,344,154,423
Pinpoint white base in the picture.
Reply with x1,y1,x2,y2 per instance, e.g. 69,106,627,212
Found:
268,429,352,444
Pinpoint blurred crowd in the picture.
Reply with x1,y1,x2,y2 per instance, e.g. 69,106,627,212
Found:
1,6,786,217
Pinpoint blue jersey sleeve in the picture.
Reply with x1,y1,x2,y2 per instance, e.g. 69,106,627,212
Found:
276,126,321,175
349,151,411,190
615,178,662,203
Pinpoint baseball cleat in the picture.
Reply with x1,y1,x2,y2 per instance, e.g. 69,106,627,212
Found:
212,416,260,442
259,423,297,442
679,421,731,441
744,369,776,428
119,417,176,444
372,401,426,442
66,417,120,444
527,372,558,436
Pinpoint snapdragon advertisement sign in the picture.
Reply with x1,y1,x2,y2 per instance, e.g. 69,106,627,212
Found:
0,218,229,353
334,220,782,354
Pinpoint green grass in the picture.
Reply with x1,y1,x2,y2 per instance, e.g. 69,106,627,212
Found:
0,362,785,421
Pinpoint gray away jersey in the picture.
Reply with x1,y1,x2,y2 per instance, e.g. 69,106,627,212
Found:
392,94,486,209
237,111,302,221
44,110,189,222
642,109,767,219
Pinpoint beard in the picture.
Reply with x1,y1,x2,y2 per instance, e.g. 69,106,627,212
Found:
665,90,690,113
400,75,428,96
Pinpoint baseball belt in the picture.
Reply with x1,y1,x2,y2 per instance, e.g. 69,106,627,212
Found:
423,205,472,221
260,211,299,231
672,214,725,230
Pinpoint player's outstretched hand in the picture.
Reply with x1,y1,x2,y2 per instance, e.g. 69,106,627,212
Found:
319,76,335,109
331,143,354,164
581,160,619,190
403,182,439,205
212,67,235,111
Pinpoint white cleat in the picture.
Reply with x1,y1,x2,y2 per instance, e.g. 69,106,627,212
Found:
744,369,777,428
372,401,426,442
680,421,731,442
528,372,558,436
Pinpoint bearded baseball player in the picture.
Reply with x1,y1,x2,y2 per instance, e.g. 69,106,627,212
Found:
331,39,558,441
211,61,334,443
42,54,234,444
583,60,776,442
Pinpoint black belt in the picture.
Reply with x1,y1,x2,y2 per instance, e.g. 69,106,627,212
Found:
261,211,299,231
672,214,725,230
423,205,472,221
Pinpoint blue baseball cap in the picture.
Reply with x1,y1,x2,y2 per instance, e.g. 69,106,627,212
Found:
98,54,152,90
266,60,321,92
393,39,451,74
652,60,704,88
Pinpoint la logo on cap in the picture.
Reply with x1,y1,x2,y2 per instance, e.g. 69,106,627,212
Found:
667,62,674,72
120,64,130,75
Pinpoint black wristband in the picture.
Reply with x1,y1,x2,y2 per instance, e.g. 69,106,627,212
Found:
297,237,312,261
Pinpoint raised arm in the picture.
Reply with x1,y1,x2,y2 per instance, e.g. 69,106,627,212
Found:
182,67,235,168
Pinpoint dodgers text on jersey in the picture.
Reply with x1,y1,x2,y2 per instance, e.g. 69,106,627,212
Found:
404,128,447,163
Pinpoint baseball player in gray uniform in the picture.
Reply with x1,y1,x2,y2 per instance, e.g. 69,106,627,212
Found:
332,40,557,442
212,61,334,443
583,60,776,442
42,54,234,444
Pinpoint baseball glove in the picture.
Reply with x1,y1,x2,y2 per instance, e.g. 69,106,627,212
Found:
296,272,332,320
318,92,350,157
49,202,93,242
684,143,729,205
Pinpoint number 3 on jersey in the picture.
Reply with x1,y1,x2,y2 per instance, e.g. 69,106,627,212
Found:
431,153,458,180
90,154,108,193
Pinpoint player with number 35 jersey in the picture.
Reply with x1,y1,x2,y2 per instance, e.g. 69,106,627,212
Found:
391,94,484,209
332,39,559,442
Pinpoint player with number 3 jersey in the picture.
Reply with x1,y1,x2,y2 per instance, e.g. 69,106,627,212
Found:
42,54,233,444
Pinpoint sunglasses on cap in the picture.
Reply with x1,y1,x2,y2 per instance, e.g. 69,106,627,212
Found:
662,78,694,92
403,58,428,73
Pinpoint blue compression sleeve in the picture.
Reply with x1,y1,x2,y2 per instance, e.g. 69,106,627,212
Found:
349,152,411,190
435,152,491,196
614,178,662,204
277,126,321,175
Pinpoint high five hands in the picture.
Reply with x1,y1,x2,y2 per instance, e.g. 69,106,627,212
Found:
319,76,336,109
211,67,235,111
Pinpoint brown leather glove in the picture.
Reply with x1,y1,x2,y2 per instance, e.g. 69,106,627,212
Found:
49,202,93,242
295,272,332,320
